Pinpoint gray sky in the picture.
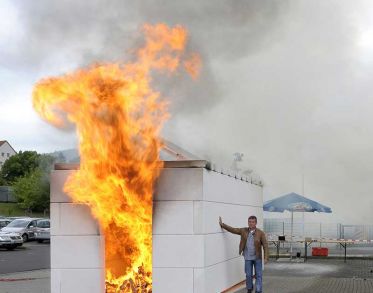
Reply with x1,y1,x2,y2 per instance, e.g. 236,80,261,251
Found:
1,0,373,223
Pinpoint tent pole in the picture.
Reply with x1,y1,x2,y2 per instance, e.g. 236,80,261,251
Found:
302,212,305,238
290,210,294,259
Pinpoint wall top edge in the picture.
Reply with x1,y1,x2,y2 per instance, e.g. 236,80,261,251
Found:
54,163,80,170
54,160,263,187
54,160,210,171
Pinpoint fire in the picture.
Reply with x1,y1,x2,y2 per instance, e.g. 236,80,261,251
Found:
32,24,200,292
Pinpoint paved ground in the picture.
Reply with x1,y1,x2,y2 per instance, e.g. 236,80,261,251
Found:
237,259,373,293
0,242,50,274
2,245,373,293
0,270,50,293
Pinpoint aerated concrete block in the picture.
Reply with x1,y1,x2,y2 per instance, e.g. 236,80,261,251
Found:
153,201,194,235
50,203,100,236
153,268,194,293
51,235,104,269
51,268,105,293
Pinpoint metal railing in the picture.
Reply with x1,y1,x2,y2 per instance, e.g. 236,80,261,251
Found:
264,218,342,239
264,219,373,241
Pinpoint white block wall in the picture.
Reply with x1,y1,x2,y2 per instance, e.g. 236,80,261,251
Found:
50,166,263,293
153,168,263,293
50,170,105,293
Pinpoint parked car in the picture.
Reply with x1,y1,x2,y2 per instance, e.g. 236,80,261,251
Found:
1,218,41,242
35,219,50,243
0,219,11,229
0,231,23,250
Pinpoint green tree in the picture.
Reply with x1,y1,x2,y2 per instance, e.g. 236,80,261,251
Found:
1,152,55,212
12,169,50,212
0,151,40,184
0,176,6,186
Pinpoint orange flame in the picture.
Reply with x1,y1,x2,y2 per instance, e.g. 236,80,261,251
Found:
32,24,200,292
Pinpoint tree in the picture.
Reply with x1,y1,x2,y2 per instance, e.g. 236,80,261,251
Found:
1,152,55,212
12,169,50,212
0,151,40,184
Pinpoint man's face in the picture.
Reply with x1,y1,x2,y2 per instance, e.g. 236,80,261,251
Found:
248,218,257,229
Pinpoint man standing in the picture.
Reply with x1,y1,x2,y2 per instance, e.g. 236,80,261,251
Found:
219,216,268,293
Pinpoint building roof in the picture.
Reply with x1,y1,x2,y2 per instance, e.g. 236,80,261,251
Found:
160,139,200,161
54,160,262,186
0,140,17,154
52,140,263,186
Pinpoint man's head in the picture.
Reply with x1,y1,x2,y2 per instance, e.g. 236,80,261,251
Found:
248,215,257,230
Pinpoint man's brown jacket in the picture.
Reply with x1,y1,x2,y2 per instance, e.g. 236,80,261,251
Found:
221,222,269,261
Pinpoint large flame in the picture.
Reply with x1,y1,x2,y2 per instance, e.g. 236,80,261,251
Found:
32,24,200,292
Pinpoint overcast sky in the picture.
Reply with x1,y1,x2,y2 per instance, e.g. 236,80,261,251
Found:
2,0,373,224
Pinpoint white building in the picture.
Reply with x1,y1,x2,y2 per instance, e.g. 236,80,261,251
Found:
0,141,16,168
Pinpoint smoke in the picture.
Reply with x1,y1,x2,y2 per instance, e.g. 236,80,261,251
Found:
4,0,289,115
3,0,373,223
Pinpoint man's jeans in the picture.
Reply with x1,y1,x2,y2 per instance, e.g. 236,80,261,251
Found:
245,259,262,292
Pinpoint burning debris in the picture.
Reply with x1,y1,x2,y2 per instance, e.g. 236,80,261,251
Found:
32,24,200,292
106,265,152,293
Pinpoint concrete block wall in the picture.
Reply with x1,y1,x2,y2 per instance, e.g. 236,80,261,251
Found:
50,170,105,293
50,164,263,293
153,167,263,293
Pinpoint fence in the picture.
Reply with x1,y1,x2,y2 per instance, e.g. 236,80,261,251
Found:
264,218,342,239
264,218,373,258
265,218,373,241
0,186,16,203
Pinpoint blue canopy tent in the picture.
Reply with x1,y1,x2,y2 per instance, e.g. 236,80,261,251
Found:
263,192,332,257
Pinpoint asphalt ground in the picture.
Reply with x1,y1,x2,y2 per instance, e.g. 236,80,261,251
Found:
0,241,50,274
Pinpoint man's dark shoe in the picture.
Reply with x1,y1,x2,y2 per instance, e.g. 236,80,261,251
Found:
247,290,252,293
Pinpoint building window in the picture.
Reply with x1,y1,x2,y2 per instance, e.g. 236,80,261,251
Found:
1,153,3,157
6,153,9,157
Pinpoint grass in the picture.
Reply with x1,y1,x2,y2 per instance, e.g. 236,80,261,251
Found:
0,202,48,218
